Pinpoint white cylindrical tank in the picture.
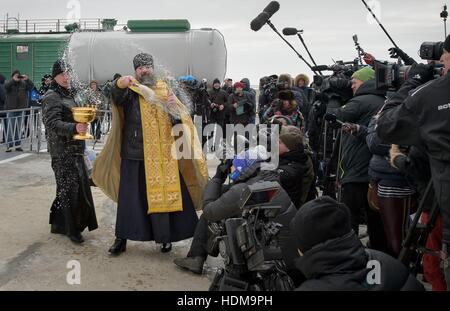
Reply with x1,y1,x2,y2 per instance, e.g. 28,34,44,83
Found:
67,29,227,84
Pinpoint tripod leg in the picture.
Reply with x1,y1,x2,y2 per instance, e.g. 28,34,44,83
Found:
444,243,450,290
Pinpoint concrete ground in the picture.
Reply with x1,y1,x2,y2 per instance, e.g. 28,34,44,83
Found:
0,147,222,291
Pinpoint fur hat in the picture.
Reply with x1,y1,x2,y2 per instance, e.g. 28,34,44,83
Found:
278,74,294,87
278,90,294,101
133,52,154,70
295,74,310,87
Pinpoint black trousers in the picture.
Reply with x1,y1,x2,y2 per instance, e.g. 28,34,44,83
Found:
187,214,209,260
341,182,388,253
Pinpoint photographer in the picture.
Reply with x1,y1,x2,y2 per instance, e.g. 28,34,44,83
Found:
228,81,253,126
240,78,257,123
290,196,424,291
376,35,450,288
263,90,303,128
174,146,300,283
208,78,229,135
333,67,386,251
4,70,35,152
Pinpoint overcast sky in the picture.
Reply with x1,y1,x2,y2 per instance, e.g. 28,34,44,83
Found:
2,0,447,85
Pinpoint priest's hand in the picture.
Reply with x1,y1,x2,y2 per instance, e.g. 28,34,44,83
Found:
167,93,177,107
117,76,135,89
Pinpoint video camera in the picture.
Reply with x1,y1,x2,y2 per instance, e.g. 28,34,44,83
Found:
374,40,445,91
260,74,283,102
420,41,445,61
209,181,294,291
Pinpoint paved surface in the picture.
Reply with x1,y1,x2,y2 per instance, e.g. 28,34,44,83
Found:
0,148,222,291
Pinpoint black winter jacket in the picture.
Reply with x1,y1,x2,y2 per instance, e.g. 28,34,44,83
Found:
336,80,386,184
295,232,424,291
4,79,34,110
278,148,315,208
365,117,409,187
227,92,254,125
111,79,145,160
42,84,85,158
208,87,229,122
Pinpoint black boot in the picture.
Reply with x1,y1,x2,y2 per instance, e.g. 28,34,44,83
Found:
173,256,205,274
161,242,172,253
69,232,84,244
109,238,127,255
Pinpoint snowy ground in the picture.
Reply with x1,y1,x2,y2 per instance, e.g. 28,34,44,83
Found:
0,145,223,291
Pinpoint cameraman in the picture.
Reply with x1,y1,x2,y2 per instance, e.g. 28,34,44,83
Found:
208,78,229,140
376,35,450,288
333,67,386,251
174,146,299,283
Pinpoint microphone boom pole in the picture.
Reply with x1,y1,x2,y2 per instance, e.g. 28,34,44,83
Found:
361,0,399,48
266,20,321,76
296,31,322,75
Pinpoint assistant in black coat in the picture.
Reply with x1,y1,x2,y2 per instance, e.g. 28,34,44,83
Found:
42,75,98,242
291,196,424,291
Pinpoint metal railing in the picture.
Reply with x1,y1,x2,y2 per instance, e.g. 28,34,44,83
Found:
0,107,112,153
0,107,43,152
0,18,106,34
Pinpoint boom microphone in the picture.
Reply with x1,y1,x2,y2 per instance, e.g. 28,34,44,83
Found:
311,65,330,72
251,12,270,31
282,27,299,36
250,1,280,31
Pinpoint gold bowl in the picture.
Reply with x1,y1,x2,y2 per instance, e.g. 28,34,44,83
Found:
72,106,97,140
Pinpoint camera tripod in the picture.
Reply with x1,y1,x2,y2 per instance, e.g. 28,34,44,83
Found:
399,180,441,276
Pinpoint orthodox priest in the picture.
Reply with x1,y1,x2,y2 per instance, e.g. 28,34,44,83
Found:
43,59,98,244
93,53,208,254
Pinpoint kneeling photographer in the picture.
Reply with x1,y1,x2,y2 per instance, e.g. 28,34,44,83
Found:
377,35,450,288
173,146,300,288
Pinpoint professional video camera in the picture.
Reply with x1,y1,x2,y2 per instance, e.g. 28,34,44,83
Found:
420,41,445,61
374,41,444,91
208,181,295,291
260,74,281,103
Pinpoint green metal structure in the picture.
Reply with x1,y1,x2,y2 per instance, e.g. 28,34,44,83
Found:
0,34,70,85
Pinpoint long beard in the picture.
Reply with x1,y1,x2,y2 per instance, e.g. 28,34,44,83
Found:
137,73,156,87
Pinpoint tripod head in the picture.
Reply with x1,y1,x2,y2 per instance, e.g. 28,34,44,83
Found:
353,34,365,65
441,4,448,37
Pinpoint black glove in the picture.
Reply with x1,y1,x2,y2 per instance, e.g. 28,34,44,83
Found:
214,159,233,181
389,47,417,65
407,63,435,83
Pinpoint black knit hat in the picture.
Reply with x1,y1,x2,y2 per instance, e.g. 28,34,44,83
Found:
133,52,154,70
52,59,71,78
445,34,450,53
213,78,221,85
290,196,352,253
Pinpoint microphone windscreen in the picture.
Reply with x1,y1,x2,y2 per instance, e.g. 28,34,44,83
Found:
282,27,298,36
